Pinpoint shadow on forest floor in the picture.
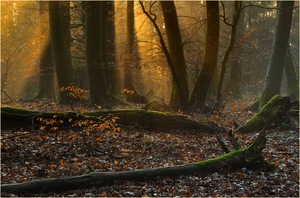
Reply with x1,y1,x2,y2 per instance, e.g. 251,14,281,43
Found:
1,98,299,197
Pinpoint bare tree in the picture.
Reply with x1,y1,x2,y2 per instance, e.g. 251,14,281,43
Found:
259,1,294,109
190,1,220,107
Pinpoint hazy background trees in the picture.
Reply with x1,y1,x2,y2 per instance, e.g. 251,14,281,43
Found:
259,1,295,109
1,1,298,108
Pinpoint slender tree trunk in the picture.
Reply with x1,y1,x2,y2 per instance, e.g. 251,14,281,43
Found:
124,0,136,93
59,1,73,81
259,1,294,109
124,1,148,104
48,1,73,103
285,46,299,100
139,1,188,108
225,8,245,99
216,1,242,105
85,1,110,106
190,1,220,107
160,0,189,108
105,1,116,94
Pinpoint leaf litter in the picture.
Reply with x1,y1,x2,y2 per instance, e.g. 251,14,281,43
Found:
1,99,299,197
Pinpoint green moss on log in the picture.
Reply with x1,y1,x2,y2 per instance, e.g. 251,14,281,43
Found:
84,109,221,132
1,106,223,132
194,149,244,166
1,106,39,114
236,95,292,133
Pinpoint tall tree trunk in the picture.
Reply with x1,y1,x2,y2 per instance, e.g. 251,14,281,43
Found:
59,1,73,82
48,1,73,103
225,7,245,99
124,1,147,104
259,1,294,109
285,46,299,100
85,1,110,106
105,1,116,94
190,1,220,107
160,0,189,108
216,1,242,105
124,0,136,93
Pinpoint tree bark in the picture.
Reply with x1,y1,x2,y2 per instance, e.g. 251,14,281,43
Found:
85,1,110,106
105,1,117,94
259,1,294,109
124,1,136,92
160,0,189,108
190,1,220,107
1,130,272,194
59,1,73,81
48,1,73,103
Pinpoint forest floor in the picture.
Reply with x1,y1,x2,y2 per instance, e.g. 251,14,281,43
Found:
1,98,299,197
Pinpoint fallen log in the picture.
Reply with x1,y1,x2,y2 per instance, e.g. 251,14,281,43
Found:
1,106,223,132
1,130,274,194
84,109,223,132
236,95,299,133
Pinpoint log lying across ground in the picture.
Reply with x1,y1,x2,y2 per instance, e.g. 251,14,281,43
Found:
1,130,274,194
236,95,299,133
1,106,223,132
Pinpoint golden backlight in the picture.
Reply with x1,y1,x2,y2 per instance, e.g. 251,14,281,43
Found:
1,1,49,101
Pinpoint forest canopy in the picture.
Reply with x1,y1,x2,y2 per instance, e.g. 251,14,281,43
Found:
1,1,298,107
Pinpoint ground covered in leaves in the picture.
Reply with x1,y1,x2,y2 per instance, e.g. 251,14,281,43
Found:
1,99,299,197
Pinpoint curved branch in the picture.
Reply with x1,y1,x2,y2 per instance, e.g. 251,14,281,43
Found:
149,1,157,21
138,1,183,105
